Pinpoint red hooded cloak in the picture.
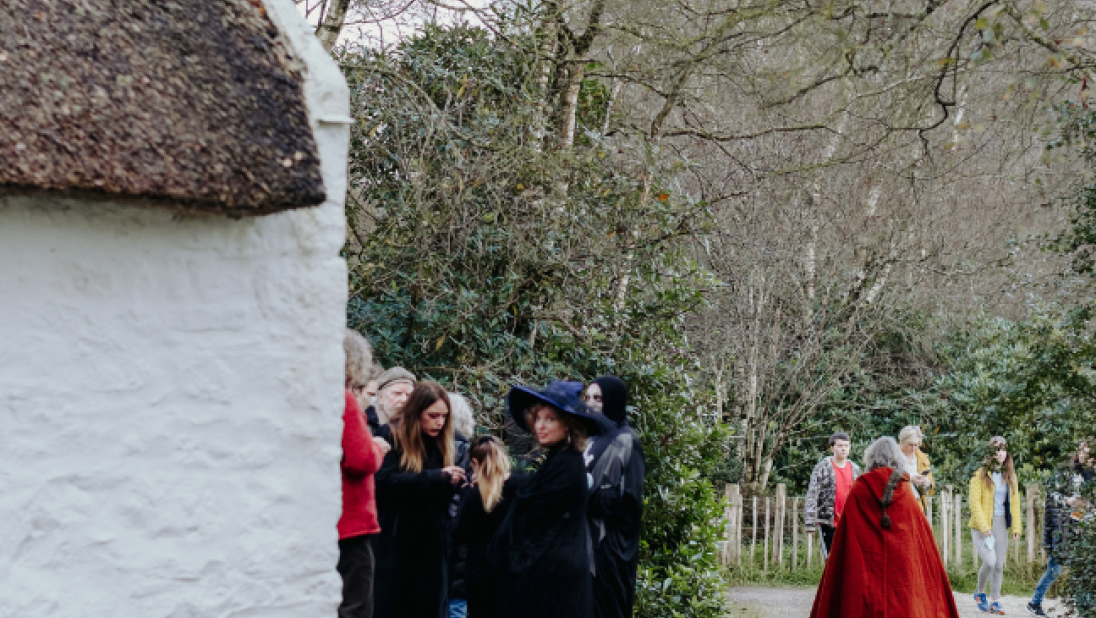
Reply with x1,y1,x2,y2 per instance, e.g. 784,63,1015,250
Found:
809,467,959,618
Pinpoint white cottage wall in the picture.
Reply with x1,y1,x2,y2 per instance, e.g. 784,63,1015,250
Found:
0,2,351,616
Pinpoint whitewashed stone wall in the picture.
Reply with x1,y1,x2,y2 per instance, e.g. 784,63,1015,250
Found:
0,2,350,616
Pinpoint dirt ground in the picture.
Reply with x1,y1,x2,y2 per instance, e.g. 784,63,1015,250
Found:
727,586,1064,617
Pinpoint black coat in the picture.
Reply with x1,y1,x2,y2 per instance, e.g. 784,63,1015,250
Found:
373,438,456,618
453,474,527,618
1043,466,1094,553
587,425,645,618
493,444,594,618
365,405,382,436
447,433,472,600
585,377,646,618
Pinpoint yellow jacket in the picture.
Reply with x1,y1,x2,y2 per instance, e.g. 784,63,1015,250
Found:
968,470,1022,536
914,448,936,511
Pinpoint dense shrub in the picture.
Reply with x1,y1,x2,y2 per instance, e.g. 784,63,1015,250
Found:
340,22,727,618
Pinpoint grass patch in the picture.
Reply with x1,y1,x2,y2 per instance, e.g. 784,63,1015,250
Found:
725,537,1052,598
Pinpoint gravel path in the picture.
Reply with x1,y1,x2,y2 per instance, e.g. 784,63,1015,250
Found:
727,586,1064,617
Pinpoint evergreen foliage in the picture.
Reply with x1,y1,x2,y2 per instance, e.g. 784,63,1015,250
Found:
332,14,1096,618
339,23,727,618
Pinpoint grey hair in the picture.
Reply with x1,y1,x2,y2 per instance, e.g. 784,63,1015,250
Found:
365,364,385,383
448,393,476,438
897,425,924,446
864,436,906,472
343,329,373,389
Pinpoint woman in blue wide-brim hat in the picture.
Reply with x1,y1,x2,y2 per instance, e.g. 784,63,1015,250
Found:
490,381,606,618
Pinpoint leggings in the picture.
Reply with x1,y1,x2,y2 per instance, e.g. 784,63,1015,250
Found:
972,516,1009,600
819,523,836,555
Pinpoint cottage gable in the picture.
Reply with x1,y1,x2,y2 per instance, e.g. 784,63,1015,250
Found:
0,0,325,216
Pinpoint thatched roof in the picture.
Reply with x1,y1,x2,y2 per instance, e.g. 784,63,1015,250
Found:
0,0,326,217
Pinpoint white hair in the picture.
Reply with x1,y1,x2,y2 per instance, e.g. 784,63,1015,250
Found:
448,392,476,438
864,436,905,471
898,425,924,446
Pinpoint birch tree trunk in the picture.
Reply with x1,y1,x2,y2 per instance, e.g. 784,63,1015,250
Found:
315,0,351,51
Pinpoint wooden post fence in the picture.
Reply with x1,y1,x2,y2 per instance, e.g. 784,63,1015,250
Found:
763,497,771,572
751,496,758,564
1013,513,1021,564
925,494,935,550
940,487,950,568
715,488,1024,573
723,484,742,566
774,484,786,566
1026,483,1038,567
807,511,813,569
954,491,962,567
791,497,799,569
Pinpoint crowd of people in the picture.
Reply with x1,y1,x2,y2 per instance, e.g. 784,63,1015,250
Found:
340,328,1093,618
806,427,1093,617
337,330,645,618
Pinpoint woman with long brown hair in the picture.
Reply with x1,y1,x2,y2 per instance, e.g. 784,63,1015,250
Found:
453,436,527,618
373,381,465,618
968,436,1022,615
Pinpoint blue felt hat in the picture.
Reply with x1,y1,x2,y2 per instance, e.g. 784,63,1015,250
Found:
507,380,610,435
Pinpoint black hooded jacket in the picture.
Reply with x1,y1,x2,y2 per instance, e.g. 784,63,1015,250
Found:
373,435,456,618
585,376,646,618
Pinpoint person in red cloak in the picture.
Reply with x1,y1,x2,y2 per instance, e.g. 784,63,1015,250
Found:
810,436,959,618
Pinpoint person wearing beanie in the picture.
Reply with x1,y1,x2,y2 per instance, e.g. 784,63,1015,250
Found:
373,367,416,438
582,376,645,618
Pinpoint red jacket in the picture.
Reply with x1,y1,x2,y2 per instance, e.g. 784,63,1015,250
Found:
339,390,383,539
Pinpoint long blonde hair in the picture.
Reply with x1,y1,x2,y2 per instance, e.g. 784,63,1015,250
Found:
470,435,510,512
391,382,455,472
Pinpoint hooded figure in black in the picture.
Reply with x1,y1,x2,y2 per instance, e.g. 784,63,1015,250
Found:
492,381,602,618
584,376,646,618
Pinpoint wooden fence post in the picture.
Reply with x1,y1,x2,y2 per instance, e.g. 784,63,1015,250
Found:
763,497,772,572
723,484,740,566
792,497,799,569
1013,521,1020,564
1026,483,1038,566
751,496,758,565
775,484,787,566
954,492,963,567
941,487,950,568
925,494,935,549
807,513,813,569
738,495,744,566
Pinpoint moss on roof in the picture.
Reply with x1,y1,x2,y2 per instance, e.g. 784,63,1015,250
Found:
0,0,325,216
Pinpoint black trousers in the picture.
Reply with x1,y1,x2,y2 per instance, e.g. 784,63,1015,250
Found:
338,535,376,618
819,523,835,554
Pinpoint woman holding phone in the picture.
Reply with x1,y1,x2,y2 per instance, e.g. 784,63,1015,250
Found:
373,382,465,618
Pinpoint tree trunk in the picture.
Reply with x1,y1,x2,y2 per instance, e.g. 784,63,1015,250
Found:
714,361,725,418
316,0,350,52
551,0,606,150
557,64,585,149
531,8,560,148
